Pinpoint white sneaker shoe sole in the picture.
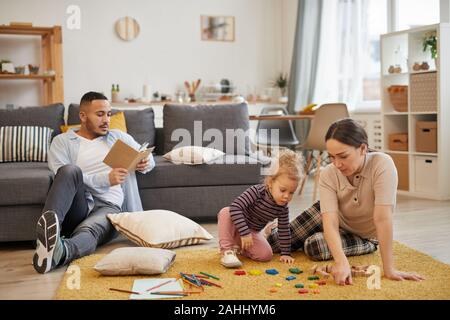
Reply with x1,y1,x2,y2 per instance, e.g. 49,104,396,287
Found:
32,211,60,274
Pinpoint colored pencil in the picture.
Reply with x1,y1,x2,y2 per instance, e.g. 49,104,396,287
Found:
109,288,141,295
199,278,223,288
190,274,202,286
181,278,205,291
150,291,187,297
151,291,201,295
199,272,220,280
199,279,212,286
180,273,201,287
146,279,175,292
180,276,204,290
183,273,209,279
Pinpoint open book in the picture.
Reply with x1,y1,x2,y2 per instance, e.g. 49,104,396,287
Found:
103,139,154,171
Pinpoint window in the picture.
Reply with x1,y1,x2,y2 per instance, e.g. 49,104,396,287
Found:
357,0,440,110
362,0,388,104
397,0,440,30
311,0,440,112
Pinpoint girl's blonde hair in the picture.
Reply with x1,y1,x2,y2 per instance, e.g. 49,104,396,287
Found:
264,149,304,186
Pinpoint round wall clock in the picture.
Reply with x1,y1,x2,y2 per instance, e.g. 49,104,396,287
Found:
115,16,140,41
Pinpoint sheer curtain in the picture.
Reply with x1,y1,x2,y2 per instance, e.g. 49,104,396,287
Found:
287,0,323,143
288,0,371,142
287,0,323,114
313,0,370,111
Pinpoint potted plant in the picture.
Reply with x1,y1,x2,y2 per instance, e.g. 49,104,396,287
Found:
271,73,289,103
423,31,437,67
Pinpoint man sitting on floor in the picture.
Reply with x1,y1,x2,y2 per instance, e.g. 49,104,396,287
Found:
33,91,155,274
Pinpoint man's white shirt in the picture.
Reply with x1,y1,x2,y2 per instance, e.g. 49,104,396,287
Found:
76,135,124,208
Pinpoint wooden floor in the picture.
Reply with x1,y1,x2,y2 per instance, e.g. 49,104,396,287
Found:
1,179,449,300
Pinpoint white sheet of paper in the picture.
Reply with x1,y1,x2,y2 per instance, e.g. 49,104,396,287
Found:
129,278,183,300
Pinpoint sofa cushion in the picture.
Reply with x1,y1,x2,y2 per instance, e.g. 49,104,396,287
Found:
0,103,65,138
0,162,53,206
61,111,127,133
67,104,155,145
162,103,250,155
137,155,261,189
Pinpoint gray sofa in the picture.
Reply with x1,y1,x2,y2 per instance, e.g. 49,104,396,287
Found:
0,102,262,242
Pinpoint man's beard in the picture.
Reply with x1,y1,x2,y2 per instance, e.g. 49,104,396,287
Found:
86,120,108,136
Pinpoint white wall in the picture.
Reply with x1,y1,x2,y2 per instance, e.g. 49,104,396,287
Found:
0,0,295,107
280,0,298,74
441,0,450,22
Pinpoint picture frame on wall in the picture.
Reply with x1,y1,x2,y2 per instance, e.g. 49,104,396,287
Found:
201,15,235,42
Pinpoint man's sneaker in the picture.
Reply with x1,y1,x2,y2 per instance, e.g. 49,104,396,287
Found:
220,249,242,268
33,210,65,274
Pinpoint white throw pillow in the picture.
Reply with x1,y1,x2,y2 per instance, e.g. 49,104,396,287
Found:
94,247,176,276
163,146,225,165
107,209,214,249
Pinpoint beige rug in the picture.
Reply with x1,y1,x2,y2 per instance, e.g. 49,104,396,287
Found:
55,242,450,300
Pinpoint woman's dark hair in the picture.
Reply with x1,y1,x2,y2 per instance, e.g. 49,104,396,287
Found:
325,118,371,150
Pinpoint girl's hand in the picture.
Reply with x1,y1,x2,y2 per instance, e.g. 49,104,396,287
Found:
384,269,425,281
240,234,253,251
280,255,294,264
331,261,353,285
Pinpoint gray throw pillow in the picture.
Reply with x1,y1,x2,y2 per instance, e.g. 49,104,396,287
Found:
67,104,155,145
0,103,64,138
163,103,250,155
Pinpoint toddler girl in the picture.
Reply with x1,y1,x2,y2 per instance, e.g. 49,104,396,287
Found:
217,149,303,268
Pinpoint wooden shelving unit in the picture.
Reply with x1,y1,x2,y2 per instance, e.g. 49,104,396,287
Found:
0,74,55,80
0,25,64,104
380,23,450,200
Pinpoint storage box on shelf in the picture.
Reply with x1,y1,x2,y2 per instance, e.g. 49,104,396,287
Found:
387,85,408,112
416,121,437,153
389,133,408,151
383,114,408,152
381,23,450,200
382,76,409,114
388,153,409,191
410,71,437,112
414,156,438,193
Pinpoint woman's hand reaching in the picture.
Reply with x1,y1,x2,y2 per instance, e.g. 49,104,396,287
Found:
331,261,353,285
384,269,425,281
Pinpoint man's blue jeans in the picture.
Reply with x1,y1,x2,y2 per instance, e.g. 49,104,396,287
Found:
42,164,121,265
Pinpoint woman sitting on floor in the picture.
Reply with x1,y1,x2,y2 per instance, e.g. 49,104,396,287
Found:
267,118,424,285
